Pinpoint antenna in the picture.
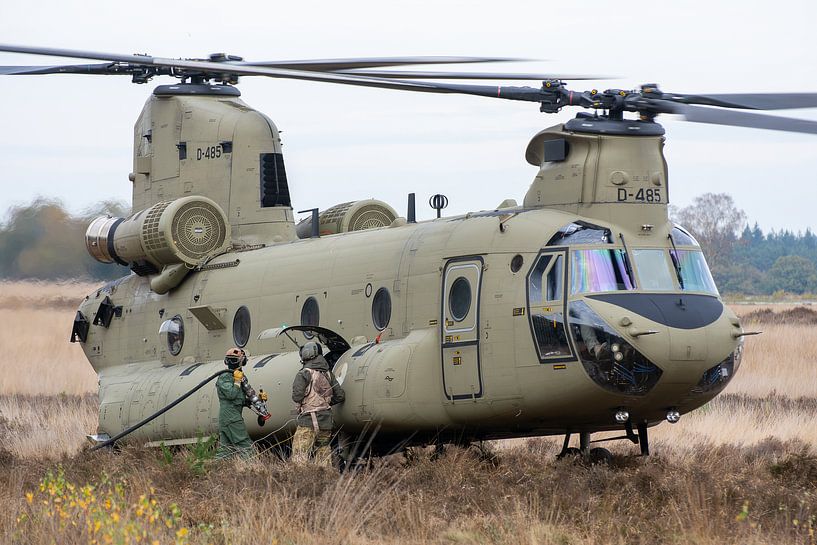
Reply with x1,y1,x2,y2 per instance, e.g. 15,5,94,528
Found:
407,193,416,223
429,194,448,219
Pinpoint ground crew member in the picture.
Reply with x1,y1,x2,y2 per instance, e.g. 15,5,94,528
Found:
291,341,345,465
216,347,254,460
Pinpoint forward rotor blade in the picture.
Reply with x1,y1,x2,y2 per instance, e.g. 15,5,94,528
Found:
242,56,525,70
337,69,607,80
0,63,119,75
667,102,817,134
668,92,817,110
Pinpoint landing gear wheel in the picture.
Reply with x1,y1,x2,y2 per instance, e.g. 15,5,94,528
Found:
589,447,613,465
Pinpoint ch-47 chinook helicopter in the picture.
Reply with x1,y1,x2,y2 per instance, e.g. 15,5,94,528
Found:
3,44,817,464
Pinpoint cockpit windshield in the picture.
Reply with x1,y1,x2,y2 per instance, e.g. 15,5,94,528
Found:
570,249,635,294
671,250,719,295
632,249,675,291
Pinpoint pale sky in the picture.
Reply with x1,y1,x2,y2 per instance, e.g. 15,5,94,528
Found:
1,0,815,232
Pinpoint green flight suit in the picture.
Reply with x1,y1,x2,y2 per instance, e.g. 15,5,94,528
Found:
215,372,254,459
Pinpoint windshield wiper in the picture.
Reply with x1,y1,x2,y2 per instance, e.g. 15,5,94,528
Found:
667,234,685,289
617,234,636,288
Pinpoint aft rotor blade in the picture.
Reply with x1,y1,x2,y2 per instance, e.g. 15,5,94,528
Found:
668,102,817,134
0,44,158,65
337,69,607,80
668,92,817,110
0,44,550,99
0,45,523,71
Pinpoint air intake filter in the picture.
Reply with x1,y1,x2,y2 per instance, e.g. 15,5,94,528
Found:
86,196,230,271
296,199,398,238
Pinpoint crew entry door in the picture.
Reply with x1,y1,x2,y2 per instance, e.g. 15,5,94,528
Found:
441,257,483,400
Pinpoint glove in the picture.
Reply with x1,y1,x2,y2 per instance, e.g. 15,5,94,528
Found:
233,369,244,384
259,389,268,402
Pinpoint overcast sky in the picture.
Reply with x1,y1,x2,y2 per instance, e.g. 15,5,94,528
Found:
1,0,815,232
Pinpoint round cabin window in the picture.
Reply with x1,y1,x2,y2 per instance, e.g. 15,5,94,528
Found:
449,277,472,322
510,254,524,273
300,296,320,338
159,315,184,356
371,287,392,331
232,306,251,348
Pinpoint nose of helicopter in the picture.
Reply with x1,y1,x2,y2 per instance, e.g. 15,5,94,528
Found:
574,293,741,400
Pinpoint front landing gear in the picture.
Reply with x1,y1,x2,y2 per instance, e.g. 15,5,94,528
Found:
557,422,650,462
556,432,612,464
636,421,649,456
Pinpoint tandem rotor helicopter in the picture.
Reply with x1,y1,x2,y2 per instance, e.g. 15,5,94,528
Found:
3,44,817,464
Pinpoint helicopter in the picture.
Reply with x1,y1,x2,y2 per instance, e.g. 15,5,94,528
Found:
2,44,816,464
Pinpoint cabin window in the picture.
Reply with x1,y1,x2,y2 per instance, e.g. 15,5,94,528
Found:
449,277,472,322
371,288,392,331
510,254,524,273
300,296,320,338
670,250,719,295
159,315,184,356
232,306,251,348
570,249,635,294
632,249,675,291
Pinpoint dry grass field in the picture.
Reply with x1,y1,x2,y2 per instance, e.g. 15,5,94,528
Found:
0,281,815,544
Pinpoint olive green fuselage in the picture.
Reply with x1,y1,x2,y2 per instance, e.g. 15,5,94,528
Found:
80,205,740,447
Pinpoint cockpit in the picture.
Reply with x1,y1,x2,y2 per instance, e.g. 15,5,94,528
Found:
526,221,733,397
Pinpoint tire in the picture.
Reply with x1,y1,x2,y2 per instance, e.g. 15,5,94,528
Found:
589,447,613,465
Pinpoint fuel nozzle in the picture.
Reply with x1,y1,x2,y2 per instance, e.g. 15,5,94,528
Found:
239,377,272,426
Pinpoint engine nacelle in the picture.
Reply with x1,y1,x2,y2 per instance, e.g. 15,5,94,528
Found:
86,196,230,274
296,199,398,238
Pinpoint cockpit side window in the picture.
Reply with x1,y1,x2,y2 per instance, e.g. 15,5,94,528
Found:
546,255,564,302
570,249,635,294
529,254,564,305
527,251,573,362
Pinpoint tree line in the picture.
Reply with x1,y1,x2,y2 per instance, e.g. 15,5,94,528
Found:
673,193,817,295
0,198,130,281
0,195,814,294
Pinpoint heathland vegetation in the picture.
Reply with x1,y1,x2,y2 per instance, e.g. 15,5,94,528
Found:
0,281,815,544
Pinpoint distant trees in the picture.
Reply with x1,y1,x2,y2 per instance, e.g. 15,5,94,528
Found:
0,198,129,281
767,255,817,294
668,193,816,295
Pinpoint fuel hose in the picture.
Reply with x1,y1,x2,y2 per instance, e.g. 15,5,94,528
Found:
89,369,232,452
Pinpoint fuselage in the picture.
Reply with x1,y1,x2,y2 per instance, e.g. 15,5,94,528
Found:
79,205,742,447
